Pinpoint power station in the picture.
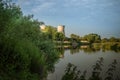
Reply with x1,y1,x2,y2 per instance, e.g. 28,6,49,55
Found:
40,25,65,35
40,25,46,30
57,25,65,34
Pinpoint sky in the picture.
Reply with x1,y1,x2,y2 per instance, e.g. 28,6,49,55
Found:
14,0,120,38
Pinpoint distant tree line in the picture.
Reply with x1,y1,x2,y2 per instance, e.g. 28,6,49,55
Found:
40,25,120,44
69,33,120,44
101,37,120,43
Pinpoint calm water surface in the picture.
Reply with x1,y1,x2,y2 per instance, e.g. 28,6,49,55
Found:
47,47,120,80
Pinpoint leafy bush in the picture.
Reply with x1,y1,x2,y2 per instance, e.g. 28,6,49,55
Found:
0,0,59,80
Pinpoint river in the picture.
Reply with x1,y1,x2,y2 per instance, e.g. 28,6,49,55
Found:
47,46,120,80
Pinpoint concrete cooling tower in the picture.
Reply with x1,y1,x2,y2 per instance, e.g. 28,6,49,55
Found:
57,25,65,34
40,25,46,30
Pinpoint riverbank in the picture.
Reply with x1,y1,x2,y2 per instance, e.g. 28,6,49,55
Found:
92,42,120,52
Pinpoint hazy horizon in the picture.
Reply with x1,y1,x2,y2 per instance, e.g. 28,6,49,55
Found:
14,0,120,38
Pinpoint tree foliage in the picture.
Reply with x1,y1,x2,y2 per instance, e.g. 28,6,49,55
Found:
101,37,120,43
84,33,101,43
44,25,57,39
54,32,65,41
0,0,59,80
70,34,80,42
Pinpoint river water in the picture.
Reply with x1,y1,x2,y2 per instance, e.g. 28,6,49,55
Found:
47,46,120,80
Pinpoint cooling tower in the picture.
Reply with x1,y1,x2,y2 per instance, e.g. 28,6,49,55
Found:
40,25,46,30
57,25,65,34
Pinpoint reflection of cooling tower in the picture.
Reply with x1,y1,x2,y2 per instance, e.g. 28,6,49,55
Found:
57,25,65,34
40,25,46,30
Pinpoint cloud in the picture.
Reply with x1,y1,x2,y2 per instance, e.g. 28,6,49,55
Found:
63,0,117,9
31,2,55,13
18,0,30,4
64,0,81,7
16,0,119,17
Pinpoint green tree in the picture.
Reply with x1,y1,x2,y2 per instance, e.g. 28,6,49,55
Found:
0,0,22,34
109,37,118,42
84,33,101,43
54,32,65,41
0,0,59,80
70,34,80,42
45,25,57,39
101,38,108,43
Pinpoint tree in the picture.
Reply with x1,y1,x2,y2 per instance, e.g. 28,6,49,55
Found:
45,25,57,39
84,33,101,43
0,0,22,33
101,38,108,43
54,32,65,41
0,0,59,80
70,34,80,42
109,37,118,42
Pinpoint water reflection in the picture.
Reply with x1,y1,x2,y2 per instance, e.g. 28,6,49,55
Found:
57,45,120,58
48,45,120,80
62,57,120,80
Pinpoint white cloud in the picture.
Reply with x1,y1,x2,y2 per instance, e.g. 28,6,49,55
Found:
63,0,97,8
18,0,32,6
17,0,118,15
31,2,55,13
63,0,116,9
64,0,81,7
